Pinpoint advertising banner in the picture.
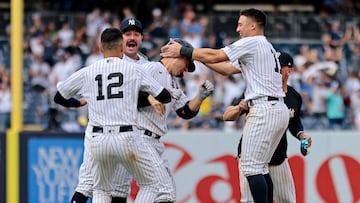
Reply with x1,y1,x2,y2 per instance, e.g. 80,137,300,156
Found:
18,130,360,203
129,130,360,203
19,132,84,203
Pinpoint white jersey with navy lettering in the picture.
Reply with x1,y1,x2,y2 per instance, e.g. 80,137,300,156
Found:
222,36,284,102
112,61,188,202
58,56,168,202
138,61,188,135
74,54,153,200
222,36,289,181
57,57,163,127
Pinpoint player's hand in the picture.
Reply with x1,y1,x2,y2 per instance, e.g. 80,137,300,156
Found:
79,98,87,107
148,95,166,116
223,105,241,121
299,133,312,148
160,38,182,58
170,88,182,100
198,80,215,101
223,99,248,121
238,100,248,112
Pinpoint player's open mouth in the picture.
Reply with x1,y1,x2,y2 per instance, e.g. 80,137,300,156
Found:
127,41,137,48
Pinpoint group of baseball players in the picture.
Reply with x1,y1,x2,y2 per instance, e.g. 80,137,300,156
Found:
54,17,214,203
54,8,313,203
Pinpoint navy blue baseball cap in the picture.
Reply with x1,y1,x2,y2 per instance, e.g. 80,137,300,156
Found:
120,17,143,34
278,52,294,67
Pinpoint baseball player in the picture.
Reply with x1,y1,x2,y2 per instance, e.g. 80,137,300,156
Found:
71,17,150,203
54,27,172,203
110,38,214,203
161,8,289,203
223,52,313,203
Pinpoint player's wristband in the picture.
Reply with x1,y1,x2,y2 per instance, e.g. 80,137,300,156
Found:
296,131,304,140
180,46,193,60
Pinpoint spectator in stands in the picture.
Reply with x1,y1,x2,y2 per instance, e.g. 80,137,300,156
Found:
168,17,182,39
308,74,330,129
180,6,203,48
84,45,102,66
99,10,112,33
350,87,360,130
0,66,11,132
57,21,74,48
139,30,159,60
121,6,135,19
148,8,168,41
325,81,346,129
85,7,102,49
28,12,45,38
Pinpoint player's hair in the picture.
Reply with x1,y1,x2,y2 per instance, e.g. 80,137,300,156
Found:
100,27,123,50
240,8,267,29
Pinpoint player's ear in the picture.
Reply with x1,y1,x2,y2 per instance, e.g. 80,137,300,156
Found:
119,42,124,56
99,43,104,53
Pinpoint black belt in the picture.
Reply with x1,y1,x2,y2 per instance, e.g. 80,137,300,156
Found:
92,125,133,133
267,96,279,101
249,96,279,106
144,130,161,139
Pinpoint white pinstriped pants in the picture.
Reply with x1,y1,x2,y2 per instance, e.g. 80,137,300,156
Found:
241,99,289,176
111,134,176,202
239,159,296,203
89,127,160,203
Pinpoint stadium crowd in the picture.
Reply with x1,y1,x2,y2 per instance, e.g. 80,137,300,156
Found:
0,2,360,132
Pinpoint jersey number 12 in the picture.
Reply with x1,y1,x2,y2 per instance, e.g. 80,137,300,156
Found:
95,73,123,100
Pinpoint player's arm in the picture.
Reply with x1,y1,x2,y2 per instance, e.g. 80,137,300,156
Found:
289,117,312,148
54,91,87,108
160,38,229,63
176,80,215,119
223,99,248,121
204,61,241,76
288,89,312,147
137,91,166,116
153,88,171,103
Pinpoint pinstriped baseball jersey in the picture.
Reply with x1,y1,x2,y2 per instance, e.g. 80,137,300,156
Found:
137,61,188,136
57,57,164,127
135,61,188,202
222,36,285,102
74,54,152,200
123,53,149,64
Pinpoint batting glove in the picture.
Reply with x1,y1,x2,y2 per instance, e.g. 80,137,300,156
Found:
198,80,215,101
170,88,182,100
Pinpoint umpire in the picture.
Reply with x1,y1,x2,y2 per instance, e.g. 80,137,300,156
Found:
224,52,313,203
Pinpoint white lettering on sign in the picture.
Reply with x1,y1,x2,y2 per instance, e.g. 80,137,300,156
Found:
31,147,82,203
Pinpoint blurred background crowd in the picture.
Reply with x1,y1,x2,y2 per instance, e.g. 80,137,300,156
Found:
0,0,360,132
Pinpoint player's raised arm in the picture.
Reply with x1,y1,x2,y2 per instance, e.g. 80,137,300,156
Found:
204,61,242,76
175,80,215,119
160,38,229,64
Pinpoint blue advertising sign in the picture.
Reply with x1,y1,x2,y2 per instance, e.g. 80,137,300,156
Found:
0,133,5,203
20,132,84,203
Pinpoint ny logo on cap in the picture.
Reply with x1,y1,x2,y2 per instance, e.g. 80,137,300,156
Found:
128,19,136,25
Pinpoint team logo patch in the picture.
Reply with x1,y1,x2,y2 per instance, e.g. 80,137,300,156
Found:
128,19,135,25
289,108,295,118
